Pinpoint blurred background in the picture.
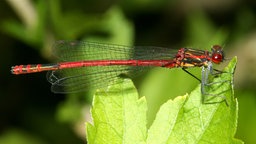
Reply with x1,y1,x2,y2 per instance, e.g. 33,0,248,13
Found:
1,0,256,143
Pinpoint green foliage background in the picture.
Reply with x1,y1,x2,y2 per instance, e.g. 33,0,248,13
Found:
0,0,255,143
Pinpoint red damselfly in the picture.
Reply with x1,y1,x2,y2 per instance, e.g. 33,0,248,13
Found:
11,40,227,103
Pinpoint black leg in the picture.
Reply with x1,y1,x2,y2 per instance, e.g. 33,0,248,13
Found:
182,68,201,82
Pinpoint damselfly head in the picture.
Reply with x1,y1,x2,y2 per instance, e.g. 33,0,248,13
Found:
211,45,224,64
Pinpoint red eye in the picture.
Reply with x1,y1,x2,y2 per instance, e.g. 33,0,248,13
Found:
212,53,223,64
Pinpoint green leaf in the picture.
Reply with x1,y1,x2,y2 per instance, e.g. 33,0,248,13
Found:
86,79,147,144
147,57,242,144
86,57,243,143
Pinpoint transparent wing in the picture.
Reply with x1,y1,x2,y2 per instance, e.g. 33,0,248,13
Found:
52,40,176,61
47,40,177,93
47,66,152,93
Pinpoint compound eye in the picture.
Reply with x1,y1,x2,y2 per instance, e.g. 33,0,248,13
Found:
212,53,223,64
